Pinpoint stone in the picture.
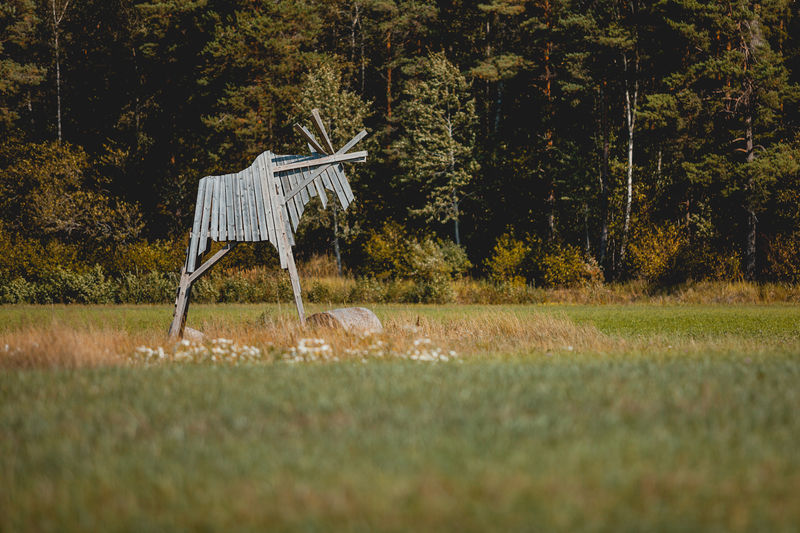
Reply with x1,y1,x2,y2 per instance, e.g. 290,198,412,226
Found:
306,307,383,334
183,327,206,343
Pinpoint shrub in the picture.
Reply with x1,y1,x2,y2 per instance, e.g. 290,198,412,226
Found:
36,266,116,304
0,278,36,303
485,232,530,285
117,271,176,303
627,222,686,283
350,277,387,303
767,231,800,283
361,222,469,293
108,239,185,275
540,245,603,288
362,222,411,279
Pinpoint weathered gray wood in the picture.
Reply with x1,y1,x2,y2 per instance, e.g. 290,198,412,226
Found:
252,161,268,240
218,175,227,241
188,178,206,272
168,260,192,340
242,169,253,241
294,124,328,154
188,242,237,285
198,176,214,255
246,167,259,241
326,165,349,209
210,176,220,241
284,131,365,202
169,242,238,340
272,150,367,173
235,170,248,241
272,168,306,324
258,154,277,246
173,111,368,337
225,174,236,240
264,152,287,269
335,164,355,203
280,172,300,231
311,108,336,154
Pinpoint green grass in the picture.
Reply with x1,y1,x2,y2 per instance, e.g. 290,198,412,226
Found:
1,304,800,531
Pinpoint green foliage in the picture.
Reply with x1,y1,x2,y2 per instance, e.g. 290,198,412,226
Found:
767,231,800,283
485,232,530,285
394,51,478,239
361,222,470,286
0,0,799,287
540,245,603,289
0,141,143,244
627,223,687,284
362,222,412,279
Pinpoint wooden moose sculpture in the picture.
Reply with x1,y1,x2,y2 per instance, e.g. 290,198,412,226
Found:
168,110,367,339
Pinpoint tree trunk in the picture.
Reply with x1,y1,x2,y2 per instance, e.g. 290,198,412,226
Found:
598,81,610,266
386,32,392,118
619,55,638,268
51,0,66,142
744,112,757,279
453,192,460,246
333,206,343,276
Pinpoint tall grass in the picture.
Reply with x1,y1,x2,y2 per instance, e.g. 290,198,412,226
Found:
3,304,799,369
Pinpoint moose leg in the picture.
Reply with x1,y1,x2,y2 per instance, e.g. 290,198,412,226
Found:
168,242,237,340
285,242,306,325
168,261,193,340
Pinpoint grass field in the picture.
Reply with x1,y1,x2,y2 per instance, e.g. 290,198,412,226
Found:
2,303,799,531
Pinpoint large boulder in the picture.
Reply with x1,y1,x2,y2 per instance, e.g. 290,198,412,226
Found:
306,307,383,335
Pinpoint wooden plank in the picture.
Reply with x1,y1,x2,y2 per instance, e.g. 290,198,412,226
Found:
252,160,268,241
218,175,227,242
210,176,220,241
287,130,366,202
272,150,367,173
280,172,300,232
311,108,336,154
325,165,348,209
244,168,255,241
188,242,237,285
303,162,328,208
225,174,236,240
301,165,316,197
198,175,214,255
294,124,327,154
264,152,287,269
241,166,258,241
246,166,259,241
235,172,245,240
285,163,330,202
335,164,355,203
187,178,206,273
258,154,277,247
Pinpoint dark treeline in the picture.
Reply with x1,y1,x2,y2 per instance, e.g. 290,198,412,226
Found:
1,0,800,284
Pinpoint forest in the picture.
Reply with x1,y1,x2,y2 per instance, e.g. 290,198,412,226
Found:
1,0,800,294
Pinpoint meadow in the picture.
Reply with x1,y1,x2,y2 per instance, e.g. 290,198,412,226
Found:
1,303,799,531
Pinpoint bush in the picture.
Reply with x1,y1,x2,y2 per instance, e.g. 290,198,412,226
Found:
362,222,411,279
35,266,116,304
767,231,800,283
627,223,686,283
540,245,603,288
117,271,176,303
485,232,530,285
108,239,185,275
361,223,469,297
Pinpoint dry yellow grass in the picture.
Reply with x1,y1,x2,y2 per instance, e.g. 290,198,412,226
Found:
2,304,797,369
0,311,614,369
